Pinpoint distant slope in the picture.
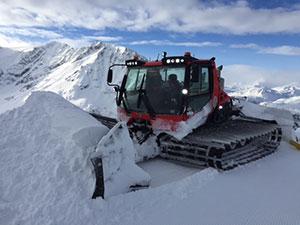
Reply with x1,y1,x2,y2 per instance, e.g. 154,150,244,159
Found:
227,83,300,112
0,42,139,116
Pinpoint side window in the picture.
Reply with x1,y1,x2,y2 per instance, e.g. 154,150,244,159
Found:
126,68,147,91
200,67,209,92
189,66,210,95
189,66,211,111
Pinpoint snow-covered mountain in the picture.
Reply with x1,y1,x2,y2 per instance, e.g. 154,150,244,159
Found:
227,83,300,112
0,42,139,116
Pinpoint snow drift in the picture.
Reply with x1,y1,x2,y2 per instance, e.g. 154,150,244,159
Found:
0,91,109,225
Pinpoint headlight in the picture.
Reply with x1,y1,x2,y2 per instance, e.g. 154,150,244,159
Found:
182,89,188,95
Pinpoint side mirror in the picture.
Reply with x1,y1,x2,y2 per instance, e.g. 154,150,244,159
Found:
191,65,199,82
107,69,113,83
217,65,223,77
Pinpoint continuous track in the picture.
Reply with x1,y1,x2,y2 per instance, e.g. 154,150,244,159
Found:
159,118,282,170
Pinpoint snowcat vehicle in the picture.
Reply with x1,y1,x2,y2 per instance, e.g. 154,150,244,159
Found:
91,52,282,198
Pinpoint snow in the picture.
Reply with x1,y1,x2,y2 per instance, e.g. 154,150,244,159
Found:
292,128,300,143
1,42,300,225
93,122,150,198
0,42,138,116
228,83,300,113
138,158,199,187
262,96,300,113
0,91,109,225
137,143,300,225
162,102,212,140
237,98,294,139
1,91,300,225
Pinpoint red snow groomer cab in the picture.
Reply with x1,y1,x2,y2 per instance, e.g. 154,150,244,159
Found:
108,52,232,132
106,52,281,170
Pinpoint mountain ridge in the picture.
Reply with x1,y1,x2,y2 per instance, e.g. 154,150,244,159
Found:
0,41,139,115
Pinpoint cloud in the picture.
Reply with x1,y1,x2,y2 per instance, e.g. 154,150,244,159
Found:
260,46,300,56
230,43,260,50
222,64,300,87
83,36,123,42
0,33,39,49
230,43,300,56
0,26,63,39
0,24,123,48
1,0,300,34
128,40,222,47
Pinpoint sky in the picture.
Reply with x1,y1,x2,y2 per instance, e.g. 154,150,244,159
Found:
0,0,300,87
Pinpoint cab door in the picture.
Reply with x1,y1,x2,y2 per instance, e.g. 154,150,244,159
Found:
188,65,212,112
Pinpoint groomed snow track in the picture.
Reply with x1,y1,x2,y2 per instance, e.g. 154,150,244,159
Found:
91,114,282,171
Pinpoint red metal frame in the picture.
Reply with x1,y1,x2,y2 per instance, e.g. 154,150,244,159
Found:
117,56,231,132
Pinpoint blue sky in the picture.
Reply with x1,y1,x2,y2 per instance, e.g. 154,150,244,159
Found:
0,0,300,86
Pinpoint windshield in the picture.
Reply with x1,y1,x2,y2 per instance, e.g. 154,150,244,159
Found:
123,66,185,114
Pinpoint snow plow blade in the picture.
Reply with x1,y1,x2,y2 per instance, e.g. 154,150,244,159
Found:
91,122,150,199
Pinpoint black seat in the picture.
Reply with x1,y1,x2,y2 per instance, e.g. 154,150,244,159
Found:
145,71,164,112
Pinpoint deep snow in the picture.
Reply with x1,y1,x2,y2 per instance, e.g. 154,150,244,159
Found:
1,91,300,225
0,92,109,225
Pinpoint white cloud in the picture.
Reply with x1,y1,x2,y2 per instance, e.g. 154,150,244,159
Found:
0,33,38,49
83,36,123,42
222,64,300,87
50,38,91,47
260,46,300,56
1,0,300,34
230,43,300,56
128,40,222,47
0,27,63,39
230,43,260,50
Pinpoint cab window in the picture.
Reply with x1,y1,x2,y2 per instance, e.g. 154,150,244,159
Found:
189,67,210,95
188,66,211,112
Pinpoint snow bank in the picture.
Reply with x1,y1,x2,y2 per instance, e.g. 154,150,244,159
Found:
239,98,294,139
0,91,109,225
292,128,300,143
93,122,150,198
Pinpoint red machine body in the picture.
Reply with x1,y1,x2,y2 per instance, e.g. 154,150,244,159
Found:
111,53,232,132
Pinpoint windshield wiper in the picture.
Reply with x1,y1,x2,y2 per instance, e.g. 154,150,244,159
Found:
137,73,156,118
